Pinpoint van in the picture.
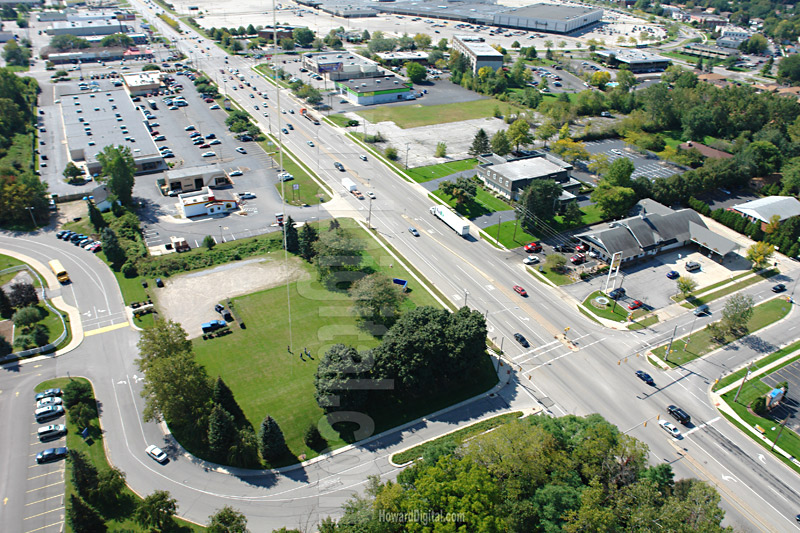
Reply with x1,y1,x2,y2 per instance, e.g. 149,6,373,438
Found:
38,424,67,441
685,261,701,272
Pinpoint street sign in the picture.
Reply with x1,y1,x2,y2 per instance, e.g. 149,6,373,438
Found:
292,184,299,190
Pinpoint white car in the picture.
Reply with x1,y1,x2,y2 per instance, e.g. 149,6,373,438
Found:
659,420,681,438
235,147,246,154
209,104,220,110
523,255,539,265
36,397,63,409
145,444,168,463
359,155,368,161
367,191,376,199
201,151,216,157
610,149,622,155
307,141,314,147
239,191,256,199
209,139,221,145
229,170,243,177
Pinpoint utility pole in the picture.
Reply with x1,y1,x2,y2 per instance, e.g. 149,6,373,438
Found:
367,195,373,229
665,324,678,363
463,289,469,307
734,363,753,403
25,206,37,227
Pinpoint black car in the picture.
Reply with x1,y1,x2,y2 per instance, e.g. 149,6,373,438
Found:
36,447,68,464
772,284,786,293
635,370,655,386
667,405,691,425
609,288,626,300
155,278,164,288
56,230,67,239
553,244,573,253
514,333,530,348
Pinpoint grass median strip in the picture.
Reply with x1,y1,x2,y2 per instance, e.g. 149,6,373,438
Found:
713,339,800,391
653,298,792,367
679,269,778,307
392,411,524,465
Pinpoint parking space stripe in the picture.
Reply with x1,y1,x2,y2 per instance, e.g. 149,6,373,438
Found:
27,469,63,481
25,494,61,506
26,481,63,493
24,520,64,532
24,507,64,520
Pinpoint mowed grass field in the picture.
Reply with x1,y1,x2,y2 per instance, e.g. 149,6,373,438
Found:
356,99,521,128
193,222,442,460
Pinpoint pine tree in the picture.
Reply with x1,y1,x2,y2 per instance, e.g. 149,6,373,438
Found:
258,415,288,462
303,423,327,451
0,287,12,319
208,404,236,459
468,128,491,156
67,494,107,533
100,228,126,266
212,377,248,428
284,216,299,253
298,223,319,262
68,450,99,501
87,201,107,231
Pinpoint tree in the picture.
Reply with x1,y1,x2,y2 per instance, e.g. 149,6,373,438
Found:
519,180,562,226
413,33,432,49
314,344,369,412
95,467,126,507
490,129,511,156
545,253,567,272
604,157,635,187
405,61,427,83
63,379,93,408
469,128,491,156
298,223,319,261
746,241,775,270
507,118,533,151
551,138,590,165
100,227,126,266
312,227,364,286
88,201,107,230
96,146,135,206
435,141,447,157
212,377,248,428
63,161,84,182
67,495,107,533
0,288,11,319
69,402,95,432
208,506,250,533
349,273,407,323
591,183,636,220
590,70,611,90
258,415,289,462
100,33,133,47
722,293,754,337
208,404,236,458
49,34,90,51
563,201,583,227
227,426,260,468
137,319,193,372
778,54,800,83
304,423,327,451
283,215,299,253
135,490,177,532
535,120,558,147
13,306,42,329
676,276,697,299
293,27,315,47
8,282,37,308
2,40,30,67
68,450,99,500
440,176,477,205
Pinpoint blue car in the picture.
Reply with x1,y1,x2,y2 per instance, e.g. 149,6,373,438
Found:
666,270,679,280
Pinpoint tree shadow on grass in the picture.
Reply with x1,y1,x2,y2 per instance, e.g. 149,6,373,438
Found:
453,199,491,219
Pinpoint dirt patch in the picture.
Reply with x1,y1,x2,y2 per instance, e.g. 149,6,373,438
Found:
155,256,310,337
0,319,13,344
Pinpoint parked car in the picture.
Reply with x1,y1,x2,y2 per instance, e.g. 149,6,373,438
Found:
513,332,530,348
35,389,62,401
524,242,542,253
608,288,626,300
235,147,247,154
34,405,64,422
570,254,586,265
36,397,63,409
513,285,528,297
685,261,701,272
239,191,255,199
229,170,243,177
209,104,220,110
36,447,68,464
146,444,168,464
627,300,643,310
659,420,682,438
523,255,539,265
184,125,196,131
201,151,216,157
635,370,655,386
155,278,164,288
666,270,679,280
37,424,66,441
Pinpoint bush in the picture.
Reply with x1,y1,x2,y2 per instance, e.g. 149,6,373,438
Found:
385,146,398,160
203,235,216,250
751,396,766,415
121,261,138,278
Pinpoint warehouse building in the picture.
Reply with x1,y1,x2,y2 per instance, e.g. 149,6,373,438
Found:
452,35,504,74
335,76,413,105
61,88,166,176
162,164,231,195
494,4,602,34
47,19,130,36
594,49,671,73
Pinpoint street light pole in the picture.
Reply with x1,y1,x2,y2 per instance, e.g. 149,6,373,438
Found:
367,196,373,229
405,142,410,170
665,324,678,363
25,206,37,227
218,224,223,243
463,289,469,308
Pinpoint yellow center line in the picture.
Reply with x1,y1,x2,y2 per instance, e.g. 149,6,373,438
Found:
84,321,129,337
24,506,64,520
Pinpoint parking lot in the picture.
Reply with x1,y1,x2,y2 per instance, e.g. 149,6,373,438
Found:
583,139,684,181
24,410,67,533
762,360,800,433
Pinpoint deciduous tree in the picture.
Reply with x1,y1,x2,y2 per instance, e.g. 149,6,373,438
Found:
604,157,635,187
746,241,775,270
96,145,135,206
519,179,562,226
208,506,250,533
314,344,369,412
591,183,636,219
507,118,534,151
349,273,407,323
676,276,697,299
137,319,193,372
8,282,37,308
135,490,177,532
490,129,511,156
722,293,754,337
405,61,427,83
440,176,477,205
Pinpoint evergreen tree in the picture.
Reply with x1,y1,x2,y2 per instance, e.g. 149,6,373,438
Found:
212,377,248,428
0,334,11,357
303,423,327,451
87,201,107,230
298,223,319,262
207,505,250,533
468,128,491,156
258,415,288,462
208,404,236,459
67,494,107,533
284,215,299,253
0,287,12,319
100,228,126,266
227,426,261,468
68,450,99,501
135,490,177,532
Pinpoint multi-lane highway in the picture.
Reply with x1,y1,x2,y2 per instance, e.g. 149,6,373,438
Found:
2,3,800,532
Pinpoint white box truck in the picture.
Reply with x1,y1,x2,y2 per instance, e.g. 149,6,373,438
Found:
342,178,363,199
430,206,469,237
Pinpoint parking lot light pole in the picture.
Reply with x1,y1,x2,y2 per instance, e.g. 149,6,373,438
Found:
25,206,37,227
218,225,223,243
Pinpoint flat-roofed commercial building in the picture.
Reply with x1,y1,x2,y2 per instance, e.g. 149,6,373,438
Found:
494,4,602,34
61,87,166,176
122,71,161,96
452,35,504,74
477,151,580,203
47,19,129,36
682,42,740,59
163,164,230,194
595,49,671,73
335,76,412,105
302,51,385,81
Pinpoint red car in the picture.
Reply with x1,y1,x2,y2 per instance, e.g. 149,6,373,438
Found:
198,143,210,149
513,285,528,297
628,300,643,310
575,243,589,252
524,242,542,253
204,98,214,103
150,130,159,136
570,254,586,265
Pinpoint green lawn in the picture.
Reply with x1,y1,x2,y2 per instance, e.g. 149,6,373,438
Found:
653,298,792,367
714,339,800,391
432,187,511,219
406,159,479,183
582,291,630,323
35,378,202,533
356,98,521,129
0,254,42,287
259,143,332,206
392,411,524,465
684,270,779,307
193,222,463,464
627,314,659,331
484,205,602,249
326,114,352,128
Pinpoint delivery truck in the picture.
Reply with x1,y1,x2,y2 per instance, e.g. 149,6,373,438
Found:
342,178,363,199
430,205,469,237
